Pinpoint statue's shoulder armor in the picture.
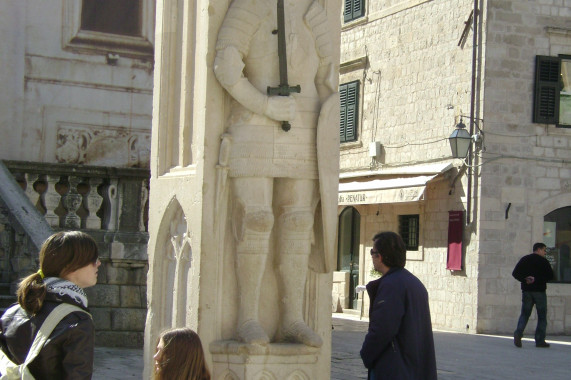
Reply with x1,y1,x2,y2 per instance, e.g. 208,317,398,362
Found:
304,1,333,61
216,0,273,54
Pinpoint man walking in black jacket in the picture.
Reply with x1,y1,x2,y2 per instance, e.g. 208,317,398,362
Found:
512,242,554,348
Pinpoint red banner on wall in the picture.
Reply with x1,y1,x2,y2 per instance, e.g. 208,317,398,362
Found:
447,210,463,270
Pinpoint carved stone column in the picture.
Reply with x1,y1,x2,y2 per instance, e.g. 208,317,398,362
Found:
144,1,341,379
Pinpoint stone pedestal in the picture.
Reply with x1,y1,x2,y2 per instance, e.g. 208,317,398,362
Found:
211,342,319,380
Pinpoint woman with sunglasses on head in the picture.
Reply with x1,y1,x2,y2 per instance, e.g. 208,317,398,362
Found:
0,231,101,379
154,327,210,380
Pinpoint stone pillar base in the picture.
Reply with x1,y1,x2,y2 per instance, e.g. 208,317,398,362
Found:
210,341,319,380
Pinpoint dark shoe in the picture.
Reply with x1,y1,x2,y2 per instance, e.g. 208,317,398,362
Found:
514,333,522,348
536,341,550,348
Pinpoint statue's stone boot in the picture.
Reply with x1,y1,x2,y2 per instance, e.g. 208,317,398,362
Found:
237,319,270,345
281,320,323,347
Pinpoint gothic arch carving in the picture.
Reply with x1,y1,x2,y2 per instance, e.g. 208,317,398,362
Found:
218,369,239,380
286,370,310,380
252,370,277,380
152,196,193,329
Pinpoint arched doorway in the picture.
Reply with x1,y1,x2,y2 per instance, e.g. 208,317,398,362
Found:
337,206,360,309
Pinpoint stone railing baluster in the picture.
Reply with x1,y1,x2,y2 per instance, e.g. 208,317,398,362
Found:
139,179,149,232
63,176,82,229
103,178,119,231
24,173,42,210
84,177,104,229
43,175,62,227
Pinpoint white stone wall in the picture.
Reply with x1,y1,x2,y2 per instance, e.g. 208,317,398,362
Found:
340,0,474,174
0,0,154,347
339,0,479,333
0,0,153,168
340,0,571,335
478,0,571,335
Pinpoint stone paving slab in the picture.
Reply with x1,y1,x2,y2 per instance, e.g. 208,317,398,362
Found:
93,347,144,380
93,314,571,380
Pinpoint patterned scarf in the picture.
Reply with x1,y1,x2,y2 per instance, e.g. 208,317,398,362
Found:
43,277,88,308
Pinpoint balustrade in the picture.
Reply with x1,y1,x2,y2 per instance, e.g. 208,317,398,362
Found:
4,161,149,233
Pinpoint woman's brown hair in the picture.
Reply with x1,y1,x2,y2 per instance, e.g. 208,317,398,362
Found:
154,328,210,380
16,231,99,314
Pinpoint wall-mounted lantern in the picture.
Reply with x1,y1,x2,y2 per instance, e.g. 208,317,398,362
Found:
448,118,472,158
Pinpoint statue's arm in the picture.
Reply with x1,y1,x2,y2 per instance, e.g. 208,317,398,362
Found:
214,0,295,122
315,61,337,102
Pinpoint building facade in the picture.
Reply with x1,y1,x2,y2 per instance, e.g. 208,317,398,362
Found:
335,0,571,335
0,0,155,346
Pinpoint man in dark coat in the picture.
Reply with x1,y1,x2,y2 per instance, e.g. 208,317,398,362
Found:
512,242,554,348
360,231,437,380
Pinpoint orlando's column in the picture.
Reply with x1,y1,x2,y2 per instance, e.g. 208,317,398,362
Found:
145,1,341,379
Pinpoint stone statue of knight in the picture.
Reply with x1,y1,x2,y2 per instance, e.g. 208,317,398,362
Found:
214,0,339,347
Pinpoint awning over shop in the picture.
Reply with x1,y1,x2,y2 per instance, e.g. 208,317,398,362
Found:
338,175,438,205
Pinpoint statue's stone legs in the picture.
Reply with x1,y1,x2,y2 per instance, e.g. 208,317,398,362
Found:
233,178,273,345
275,179,322,347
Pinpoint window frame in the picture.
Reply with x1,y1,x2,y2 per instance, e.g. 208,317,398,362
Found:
343,0,365,23
339,80,360,143
533,54,571,128
62,0,154,59
399,214,420,251
544,206,571,284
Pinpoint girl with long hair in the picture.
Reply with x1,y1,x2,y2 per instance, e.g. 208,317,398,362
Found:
0,231,101,379
154,327,210,380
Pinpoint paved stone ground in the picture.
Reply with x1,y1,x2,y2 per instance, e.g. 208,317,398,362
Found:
330,313,571,380
93,314,571,379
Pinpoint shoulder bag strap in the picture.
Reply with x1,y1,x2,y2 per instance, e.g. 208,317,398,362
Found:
0,348,17,374
23,304,91,366
0,304,90,377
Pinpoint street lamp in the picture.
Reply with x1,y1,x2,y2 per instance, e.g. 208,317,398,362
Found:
448,118,472,159
448,115,484,226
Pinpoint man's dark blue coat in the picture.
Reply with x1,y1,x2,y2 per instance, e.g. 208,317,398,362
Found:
360,267,437,380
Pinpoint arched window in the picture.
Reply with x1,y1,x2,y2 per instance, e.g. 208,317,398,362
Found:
544,206,571,283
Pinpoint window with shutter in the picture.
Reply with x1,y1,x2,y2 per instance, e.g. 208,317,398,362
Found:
533,55,560,124
344,0,365,23
339,81,359,143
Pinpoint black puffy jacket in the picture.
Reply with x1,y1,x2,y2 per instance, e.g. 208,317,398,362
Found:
0,292,94,380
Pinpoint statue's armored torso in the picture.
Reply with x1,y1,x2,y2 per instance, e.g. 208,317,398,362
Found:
226,0,321,179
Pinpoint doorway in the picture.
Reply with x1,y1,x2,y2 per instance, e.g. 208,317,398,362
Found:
337,207,360,309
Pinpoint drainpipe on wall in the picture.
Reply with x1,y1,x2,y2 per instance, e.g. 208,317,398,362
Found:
467,0,479,225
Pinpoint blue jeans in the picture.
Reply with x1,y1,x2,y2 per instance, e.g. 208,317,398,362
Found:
514,291,547,343
369,369,376,380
